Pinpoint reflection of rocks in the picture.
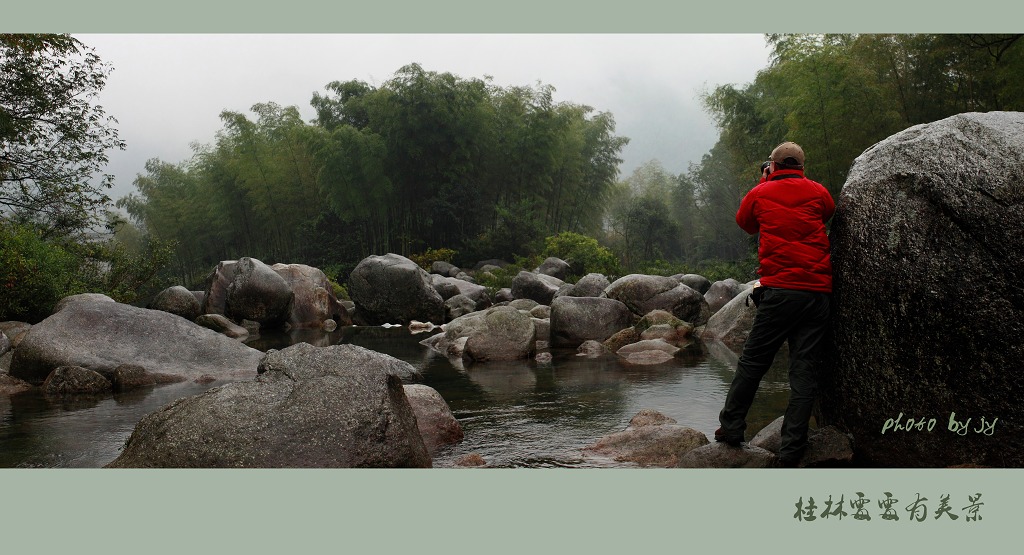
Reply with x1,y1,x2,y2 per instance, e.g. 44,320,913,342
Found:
616,339,680,366
676,442,776,468
584,410,709,467
108,342,431,468
10,294,264,386
465,362,537,396
404,384,463,454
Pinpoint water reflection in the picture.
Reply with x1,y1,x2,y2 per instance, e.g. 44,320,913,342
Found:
0,325,795,468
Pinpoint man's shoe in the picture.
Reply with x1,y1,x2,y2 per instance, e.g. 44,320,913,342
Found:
714,427,742,447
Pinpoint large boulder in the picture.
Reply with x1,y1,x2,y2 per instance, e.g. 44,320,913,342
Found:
822,111,1024,467
510,271,565,305
603,274,710,325
568,273,610,298
700,284,756,350
10,294,264,385
272,263,350,328
549,296,634,347
583,410,709,467
704,278,744,314
149,286,202,321
677,274,712,295
107,342,431,468
535,257,570,281
404,384,463,454
433,276,491,310
224,257,294,327
200,260,238,315
428,305,535,362
349,254,445,325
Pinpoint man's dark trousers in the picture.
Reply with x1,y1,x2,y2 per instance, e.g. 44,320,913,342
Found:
718,287,831,462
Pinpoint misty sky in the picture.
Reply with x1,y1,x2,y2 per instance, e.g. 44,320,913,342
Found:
77,34,773,203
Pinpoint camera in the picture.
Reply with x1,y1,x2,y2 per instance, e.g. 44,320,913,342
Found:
760,160,772,175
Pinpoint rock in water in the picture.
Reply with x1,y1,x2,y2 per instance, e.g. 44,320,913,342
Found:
404,384,463,454
272,263,350,328
823,111,1024,467
107,343,431,468
10,294,264,385
225,257,294,327
603,274,710,325
549,296,634,347
349,254,445,325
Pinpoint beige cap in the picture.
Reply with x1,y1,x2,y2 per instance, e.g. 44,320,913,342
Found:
770,142,805,167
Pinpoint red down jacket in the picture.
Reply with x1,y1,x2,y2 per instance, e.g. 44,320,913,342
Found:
736,168,835,293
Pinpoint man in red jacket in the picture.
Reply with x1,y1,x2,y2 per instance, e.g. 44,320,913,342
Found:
714,141,835,467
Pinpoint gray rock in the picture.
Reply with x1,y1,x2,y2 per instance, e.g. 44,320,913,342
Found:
531,317,550,343
53,293,113,315
150,285,202,321
676,442,777,468
603,274,710,325
10,294,263,385
677,274,712,295
584,411,709,467
42,366,112,395
404,384,463,454
635,309,694,344
535,256,570,281
630,409,678,428
494,288,514,303
434,276,492,310
272,263,350,328
431,274,461,300
603,327,640,354
750,416,855,467
428,305,536,362
473,259,511,271
700,284,756,350
576,340,608,358
107,342,431,468
550,296,634,347
200,260,238,315
704,278,744,314
349,254,445,325
444,294,477,322
529,305,551,319
110,364,159,391
225,257,294,327
510,271,565,305
822,111,1024,467
0,331,9,357
508,298,539,311
195,313,249,340
431,260,460,277
0,350,11,374
569,273,610,297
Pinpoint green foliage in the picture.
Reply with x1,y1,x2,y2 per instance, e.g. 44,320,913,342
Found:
1,34,125,235
328,278,349,301
408,248,458,271
0,221,176,322
0,221,88,322
541,231,620,278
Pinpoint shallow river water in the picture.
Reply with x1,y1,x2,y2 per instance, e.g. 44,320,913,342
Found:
0,327,793,468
